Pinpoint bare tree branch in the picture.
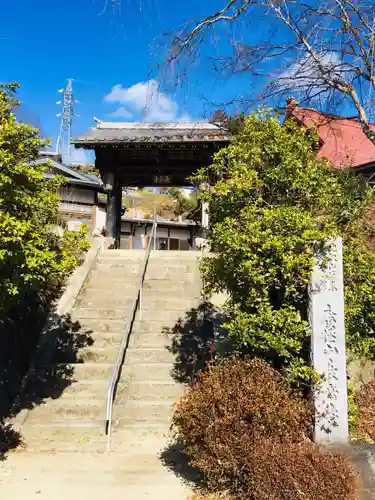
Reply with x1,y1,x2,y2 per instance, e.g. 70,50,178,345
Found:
162,0,375,145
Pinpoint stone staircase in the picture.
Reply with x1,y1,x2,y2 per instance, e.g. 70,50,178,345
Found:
2,250,202,498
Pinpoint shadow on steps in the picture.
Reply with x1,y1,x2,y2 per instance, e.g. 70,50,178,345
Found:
0,291,56,460
159,303,230,489
159,440,203,488
163,302,227,384
0,424,22,461
10,312,94,415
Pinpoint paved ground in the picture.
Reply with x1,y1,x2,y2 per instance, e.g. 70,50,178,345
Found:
334,444,375,500
0,451,193,499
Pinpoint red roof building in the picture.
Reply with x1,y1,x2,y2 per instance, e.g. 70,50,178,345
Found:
286,99,375,175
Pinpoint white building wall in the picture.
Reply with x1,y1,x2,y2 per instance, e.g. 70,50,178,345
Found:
95,206,107,233
169,228,190,239
60,186,96,205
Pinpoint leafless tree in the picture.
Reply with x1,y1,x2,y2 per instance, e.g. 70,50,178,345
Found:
165,0,375,144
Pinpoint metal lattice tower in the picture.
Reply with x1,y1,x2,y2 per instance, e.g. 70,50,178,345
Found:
56,79,77,165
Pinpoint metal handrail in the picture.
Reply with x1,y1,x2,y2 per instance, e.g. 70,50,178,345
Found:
105,219,158,450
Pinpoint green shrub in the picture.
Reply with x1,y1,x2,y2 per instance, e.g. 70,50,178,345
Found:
191,112,375,381
60,224,90,266
0,83,89,318
173,358,359,500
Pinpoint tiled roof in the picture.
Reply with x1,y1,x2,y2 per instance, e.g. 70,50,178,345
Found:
32,158,102,188
73,122,231,145
288,107,375,169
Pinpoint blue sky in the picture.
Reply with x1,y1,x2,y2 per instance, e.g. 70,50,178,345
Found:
0,0,250,162
1,0,363,165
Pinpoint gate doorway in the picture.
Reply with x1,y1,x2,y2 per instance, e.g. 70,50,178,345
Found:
73,121,231,247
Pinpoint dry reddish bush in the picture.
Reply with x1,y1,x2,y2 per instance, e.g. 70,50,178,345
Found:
244,438,359,500
173,358,360,499
189,495,228,499
355,380,375,442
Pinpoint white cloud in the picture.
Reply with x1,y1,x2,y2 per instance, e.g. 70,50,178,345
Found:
107,106,133,119
104,80,190,122
71,148,94,165
280,52,342,86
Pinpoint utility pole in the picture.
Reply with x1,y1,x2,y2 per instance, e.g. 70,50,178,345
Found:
56,79,78,165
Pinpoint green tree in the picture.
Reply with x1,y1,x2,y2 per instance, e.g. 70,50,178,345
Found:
0,83,88,320
191,112,375,381
168,187,197,217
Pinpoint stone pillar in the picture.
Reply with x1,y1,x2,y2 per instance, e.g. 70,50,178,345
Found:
199,183,210,232
196,186,210,251
309,237,349,444
201,201,209,231
104,172,122,248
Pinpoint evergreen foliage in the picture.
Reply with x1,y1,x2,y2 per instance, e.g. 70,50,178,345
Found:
191,112,375,381
0,83,89,319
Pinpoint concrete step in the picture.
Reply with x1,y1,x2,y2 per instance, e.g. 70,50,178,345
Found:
125,347,176,364
24,419,105,429
102,249,200,258
120,362,178,381
57,363,114,380
97,255,144,264
84,275,138,290
143,279,201,294
99,249,145,258
72,308,131,320
88,261,200,283
59,360,182,383
128,331,177,348
71,317,190,334
76,297,135,309
71,319,126,333
56,346,119,363
95,262,143,273
146,271,197,281
113,400,174,424
24,399,174,423
77,295,200,310
74,308,187,323
79,347,119,363
147,263,198,273
134,309,187,322
64,332,122,348
118,381,185,401
76,332,122,348
139,297,201,310
110,425,173,452
84,278,201,295
131,320,182,333
90,268,197,281
24,401,107,421
28,379,112,401
19,423,172,453
19,425,107,453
